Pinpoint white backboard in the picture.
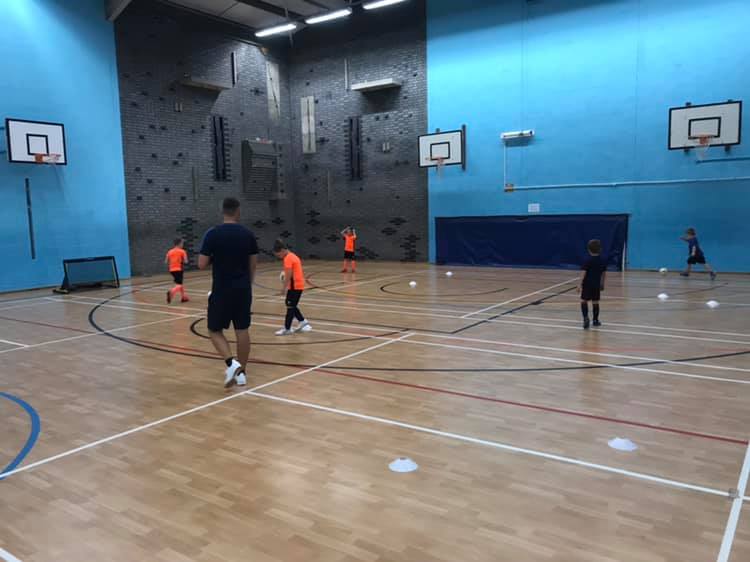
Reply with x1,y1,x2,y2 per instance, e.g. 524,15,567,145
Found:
418,129,464,167
668,101,742,150
5,118,68,164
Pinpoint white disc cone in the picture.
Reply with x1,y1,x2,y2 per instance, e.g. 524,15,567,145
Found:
389,457,418,473
608,438,638,452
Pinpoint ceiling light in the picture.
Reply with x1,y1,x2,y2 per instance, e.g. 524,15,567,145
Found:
255,22,297,38
362,0,408,10
305,8,352,25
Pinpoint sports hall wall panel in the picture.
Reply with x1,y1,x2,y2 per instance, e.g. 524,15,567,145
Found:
427,0,750,272
115,2,296,275
0,0,130,292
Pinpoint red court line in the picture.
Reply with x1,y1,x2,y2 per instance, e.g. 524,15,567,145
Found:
0,315,93,334
312,369,748,446
3,313,744,446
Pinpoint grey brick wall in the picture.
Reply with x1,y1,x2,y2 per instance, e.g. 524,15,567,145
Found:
116,0,426,273
288,17,428,262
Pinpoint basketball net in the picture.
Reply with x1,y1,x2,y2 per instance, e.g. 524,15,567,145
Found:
695,136,712,161
432,157,446,179
34,153,61,166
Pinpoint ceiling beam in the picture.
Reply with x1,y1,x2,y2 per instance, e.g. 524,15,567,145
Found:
105,0,134,21
298,0,332,9
233,0,304,20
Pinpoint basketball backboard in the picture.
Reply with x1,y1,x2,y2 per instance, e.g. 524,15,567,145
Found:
5,118,68,164
668,101,742,150
418,129,464,168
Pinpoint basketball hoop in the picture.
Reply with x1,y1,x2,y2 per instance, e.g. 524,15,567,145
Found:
431,157,446,178
34,153,61,165
694,135,713,161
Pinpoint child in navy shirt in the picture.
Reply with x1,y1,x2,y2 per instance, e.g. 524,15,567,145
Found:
680,228,716,279
580,239,607,330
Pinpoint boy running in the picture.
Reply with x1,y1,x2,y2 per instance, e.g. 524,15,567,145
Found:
198,197,258,388
341,226,357,273
580,239,607,330
274,239,312,336
680,228,717,279
165,238,189,303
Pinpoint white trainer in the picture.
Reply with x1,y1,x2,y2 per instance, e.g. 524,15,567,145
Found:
235,372,247,386
295,320,312,333
224,359,241,388
275,328,294,336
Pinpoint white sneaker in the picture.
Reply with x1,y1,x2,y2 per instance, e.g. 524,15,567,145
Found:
295,320,312,333
235,372,247,386
275,328,294,336
224,359,241,388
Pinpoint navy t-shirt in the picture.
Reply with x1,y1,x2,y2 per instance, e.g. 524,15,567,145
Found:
688,237,704,258
200,223,258,291
582,255,606,288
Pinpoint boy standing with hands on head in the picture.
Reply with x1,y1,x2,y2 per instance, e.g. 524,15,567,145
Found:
580,239,607,330
341,226,357,273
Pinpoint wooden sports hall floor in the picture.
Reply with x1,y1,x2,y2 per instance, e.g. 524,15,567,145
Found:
2,262,750,562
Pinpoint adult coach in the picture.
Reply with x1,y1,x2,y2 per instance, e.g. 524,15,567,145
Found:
198,197,258,388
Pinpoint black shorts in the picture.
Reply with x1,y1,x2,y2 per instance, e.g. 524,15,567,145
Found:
207,288,252,331
581,285,601,302
687,254,706,265
171,271,184,285
344,251,356,260
286,289,303,308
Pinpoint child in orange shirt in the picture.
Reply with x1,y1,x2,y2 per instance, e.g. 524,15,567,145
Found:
273,239,311,336
165,238,189,303
341,226,357,273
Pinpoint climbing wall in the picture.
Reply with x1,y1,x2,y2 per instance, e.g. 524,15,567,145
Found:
115,3,296,275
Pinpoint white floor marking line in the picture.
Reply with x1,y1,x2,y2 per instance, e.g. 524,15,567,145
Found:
47,298,189,317
0,314,200,355
10,293,745,380
250,313,750,378
246,391,729,498
717,444,750,562
298,295,483,315
0,333,411,480
310,270,423,293
510,314,750,339
485,317,750,346
46,286,750,345
0,338,28,348
0,548,23,562
23,289,750,372
401,338,750,385
423,333,750,374
461,277,579,318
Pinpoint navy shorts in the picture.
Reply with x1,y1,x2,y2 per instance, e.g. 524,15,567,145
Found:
687,254,706,265
581,285,601,302
344,251,355,260
207,288,252,331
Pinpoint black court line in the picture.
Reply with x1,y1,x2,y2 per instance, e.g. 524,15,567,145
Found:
189,317,403,346
450,285,579,335
79,288,750,378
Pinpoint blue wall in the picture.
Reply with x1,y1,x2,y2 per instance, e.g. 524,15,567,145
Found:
0,0,130,292
427,0,750,271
